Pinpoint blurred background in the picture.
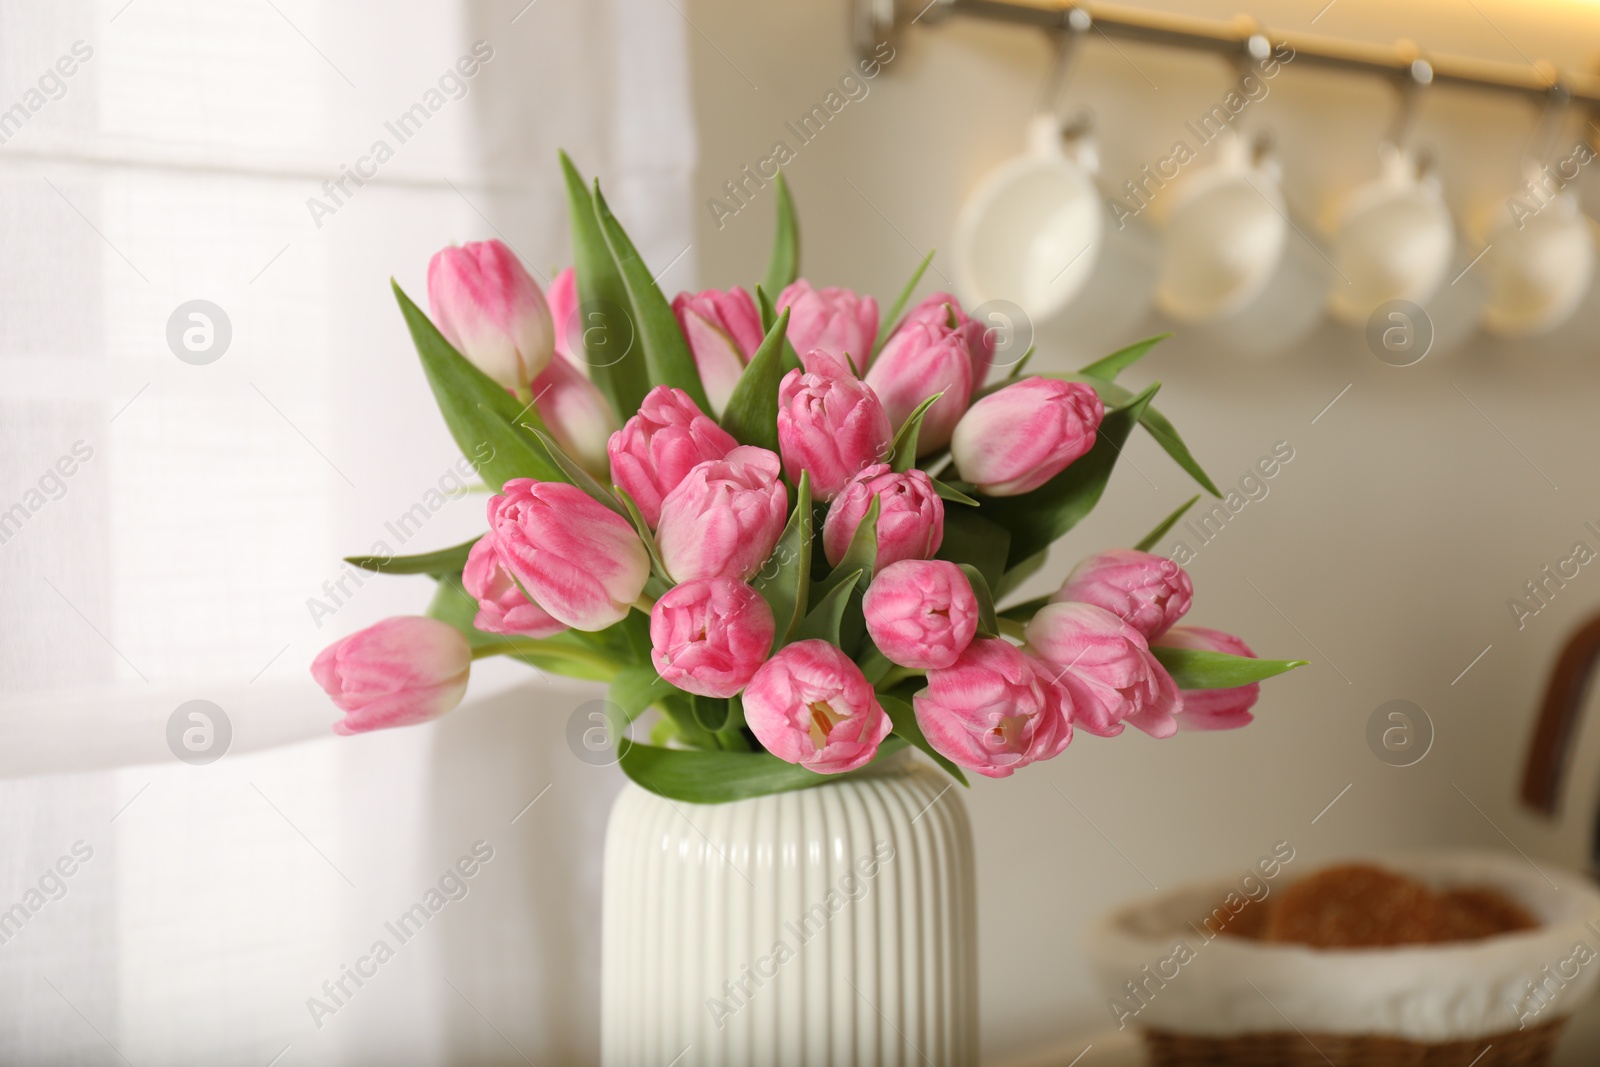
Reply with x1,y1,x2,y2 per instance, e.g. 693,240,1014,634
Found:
4,0,1600,1062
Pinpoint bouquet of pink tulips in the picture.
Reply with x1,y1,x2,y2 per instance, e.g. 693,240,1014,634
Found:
310,155,1304,801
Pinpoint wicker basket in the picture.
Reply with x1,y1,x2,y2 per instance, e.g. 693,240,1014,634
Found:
1084,851,1600,1067
1143,1019,1565,1066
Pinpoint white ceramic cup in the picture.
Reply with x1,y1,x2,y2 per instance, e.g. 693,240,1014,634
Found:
1323,144,1455,324
953,114,1158,363
1152,131,1327,358
1477,185,1597,338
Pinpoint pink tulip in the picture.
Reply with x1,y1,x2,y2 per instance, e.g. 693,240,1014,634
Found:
1154,626,1260,731
1052,549,1193,640
743,639,892,774
822,464,944,571
650,578,775,698
672,287,763,415
608,385,738,527
312,616,472,735
896,292,996,387
461,535,567,639
951,378,1104,496
864,318,974,455
862,559,978,670
914,637,1070,778
1025,601,1183,738
547,266,580,365
428,239,554,396
776,349,893,501
656,446,788,582
531,353,617,480
777,280,878,370
488,479,651,631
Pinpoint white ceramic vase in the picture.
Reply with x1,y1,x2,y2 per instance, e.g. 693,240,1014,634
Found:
600,750,978,1066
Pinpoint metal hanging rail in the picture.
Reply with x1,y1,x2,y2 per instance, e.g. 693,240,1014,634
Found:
856,0,1600,108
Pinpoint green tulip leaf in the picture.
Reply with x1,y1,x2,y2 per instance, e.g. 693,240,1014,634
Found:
691,694,731,733
762,170,800,297
720,307,790,452
878,693,969,787
592,182,710,412
346,536,479,576
756,285,803,373
873,249,935,357
794,569,862,645
889,392,945,473
1003,344,1037,380
932,479,979,507
753,471,812,648
1150,646,1309,689
559,152,646,417
392,281,563,488
1078,333,1171,382
525,427,626,516
1135,495,1201,553
818,496,878,602
935,505,1011,591
612,486,672,584
618,736,910,803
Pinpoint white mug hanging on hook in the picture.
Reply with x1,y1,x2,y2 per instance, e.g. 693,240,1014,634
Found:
952,24,1158,367
1322,143,1454,326
1475,162,1597,340
1151,128,1327,358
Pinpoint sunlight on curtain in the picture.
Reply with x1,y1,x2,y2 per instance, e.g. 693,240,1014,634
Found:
0,0,695,1061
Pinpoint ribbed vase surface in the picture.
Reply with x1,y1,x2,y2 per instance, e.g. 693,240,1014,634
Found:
600,751,978,1066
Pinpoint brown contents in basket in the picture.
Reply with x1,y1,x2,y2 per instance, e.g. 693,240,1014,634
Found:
1433,886,1539,941
1211,863,1539,947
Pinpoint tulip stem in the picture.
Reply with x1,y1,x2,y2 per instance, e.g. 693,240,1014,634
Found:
472,638,617,673
997,618,1028,641
633,594,657,615
876,666,924,691
513,384,535,405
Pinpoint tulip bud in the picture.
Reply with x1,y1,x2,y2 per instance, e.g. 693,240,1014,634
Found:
650,578,775,698
427,239,554,397
1052,549,1193,640
488,479,651,631
672,287,763,415
461,535,567,639
951,378,1104,496
862,559,977,670
864,318,974,455
1154,626,1260,731
1025,601,1183,738
743,639,892,774
532,353,617,481
776,350,893,501
608,385,738,527
895,292,996,388
656,446,788,582
312,616,472,735
777,280,878,369
822,464,944,572
546,266,580,366
914,637,1070,778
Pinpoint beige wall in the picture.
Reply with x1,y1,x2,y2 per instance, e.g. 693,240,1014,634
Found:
685,0,1600,1058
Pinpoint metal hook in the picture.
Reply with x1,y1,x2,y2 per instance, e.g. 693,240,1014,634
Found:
1036,8,1092,114
1527,74,1575,168
1386,51,1434,151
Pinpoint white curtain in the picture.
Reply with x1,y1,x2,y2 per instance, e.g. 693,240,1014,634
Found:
0,0,696,1062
